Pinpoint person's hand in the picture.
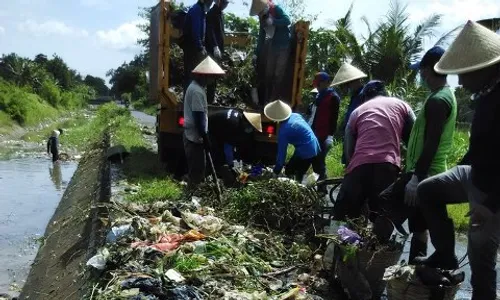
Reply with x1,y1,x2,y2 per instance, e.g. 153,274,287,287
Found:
466,204,494,227
326,136,334,150
265,17,273,27
213,46,221,59
199,47,208,58
404,175,419,207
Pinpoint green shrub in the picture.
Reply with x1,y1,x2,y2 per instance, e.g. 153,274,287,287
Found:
39,80,62,107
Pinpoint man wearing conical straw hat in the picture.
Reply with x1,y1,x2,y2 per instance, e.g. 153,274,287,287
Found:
330,63,368,165
183,56,225,189
415,21,500,299
208,108,262,172
250,0,291,105
264,100,321,182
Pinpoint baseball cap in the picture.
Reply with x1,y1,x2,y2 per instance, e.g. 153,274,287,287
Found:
312,72,331,87
410,46,446,70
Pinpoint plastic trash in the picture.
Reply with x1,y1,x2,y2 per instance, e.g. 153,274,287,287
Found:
86,248,110,270
193,241,207,254
191,196,202,208
106,224,133,243
167,286,202,300
337,226,362,245
181,212,223,235
302,173,319,186
121,277,163,295
166,269,185,283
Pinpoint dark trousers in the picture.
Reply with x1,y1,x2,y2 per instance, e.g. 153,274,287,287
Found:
285,152,321,182
183,134,206,189
332,162,399,222
51,151,59,162
315,138,330,181
418,165,500,300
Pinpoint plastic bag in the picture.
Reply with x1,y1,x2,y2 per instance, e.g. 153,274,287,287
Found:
86,248,110,270
106,224,133,243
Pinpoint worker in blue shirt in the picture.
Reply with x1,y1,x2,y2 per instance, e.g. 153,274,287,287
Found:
264,100,321,181
183,0,214,94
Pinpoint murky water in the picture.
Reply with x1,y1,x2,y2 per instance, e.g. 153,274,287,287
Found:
0,158,77,296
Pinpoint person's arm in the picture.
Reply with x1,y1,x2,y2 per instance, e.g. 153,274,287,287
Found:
413,99,450,181
190,91,209,143
344,123,356,166
206,10,216,50
191,6,204,51
47,138,51,153
402,108,416,145
329,95,340,136
273,128,288,174
272,6,291,27
223,143,234,166
255,27,265,56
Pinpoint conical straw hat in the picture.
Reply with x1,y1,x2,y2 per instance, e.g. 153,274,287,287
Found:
435,20,500,75
250,0,268,16
243,112,262,132
330,63,367,86
310,88,318,93
192,56,226,75
264,100,292,122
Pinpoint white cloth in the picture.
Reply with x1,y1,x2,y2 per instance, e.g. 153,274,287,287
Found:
183,81,208,143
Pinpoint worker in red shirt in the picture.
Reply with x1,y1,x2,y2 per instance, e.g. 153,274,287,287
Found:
307,72,340,193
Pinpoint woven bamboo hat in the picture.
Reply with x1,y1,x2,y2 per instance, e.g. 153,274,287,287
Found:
264,100,292,122
330,63,368,86
250,0,268,16
243,112,262,132
435,20,500,75
192,56,225,75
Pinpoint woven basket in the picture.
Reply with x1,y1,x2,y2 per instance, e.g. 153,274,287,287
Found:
386,278,460,300
358,249,403,299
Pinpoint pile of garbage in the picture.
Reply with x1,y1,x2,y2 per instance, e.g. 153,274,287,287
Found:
88,199,331,299
192,177,327,236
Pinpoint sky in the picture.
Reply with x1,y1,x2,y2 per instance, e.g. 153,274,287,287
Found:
0,0,499,85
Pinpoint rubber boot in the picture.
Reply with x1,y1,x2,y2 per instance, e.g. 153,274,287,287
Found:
409,232,428,263
413,220,458,270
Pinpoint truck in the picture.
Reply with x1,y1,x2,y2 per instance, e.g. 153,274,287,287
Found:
149,0,310,177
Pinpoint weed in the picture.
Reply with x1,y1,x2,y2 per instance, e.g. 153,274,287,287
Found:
127,179,182,203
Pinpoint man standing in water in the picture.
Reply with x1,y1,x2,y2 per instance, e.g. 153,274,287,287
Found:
416,21,500,300
47,129,61,162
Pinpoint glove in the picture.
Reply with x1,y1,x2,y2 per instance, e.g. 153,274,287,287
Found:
265,17,273,27
213,46,221,59
199,47,208,58
404,175,419,207
325,136,334,151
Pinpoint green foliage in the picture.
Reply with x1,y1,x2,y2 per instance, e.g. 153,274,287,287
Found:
84,75,109,96
128,179,182,203
39,79,62,107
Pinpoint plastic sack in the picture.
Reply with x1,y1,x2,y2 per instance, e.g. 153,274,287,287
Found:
106,224,133,243
86,248,110,270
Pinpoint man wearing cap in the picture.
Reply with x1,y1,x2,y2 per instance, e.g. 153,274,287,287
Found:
208,108,262,170
332,81,416,223
307,72,341,192
330,63,368,165
205,0,229,104
264,100,321,181
183,56,225,189
183,0,214,94
250,0,291,105
415,21,500,299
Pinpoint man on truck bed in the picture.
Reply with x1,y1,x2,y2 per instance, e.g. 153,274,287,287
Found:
332,81,415,223
208,109,262,170
250,0,291,106
264,100,321,182
307,72,341,193
183,0,213,94
205,0,228,104
330,63,368,165
183,57,225,189
415,21,500,300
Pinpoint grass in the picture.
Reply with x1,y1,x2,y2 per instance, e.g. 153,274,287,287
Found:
127,178,182,203
21,114,89,143
0,111,15,135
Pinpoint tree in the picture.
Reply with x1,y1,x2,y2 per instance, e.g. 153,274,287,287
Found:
84,75,110,96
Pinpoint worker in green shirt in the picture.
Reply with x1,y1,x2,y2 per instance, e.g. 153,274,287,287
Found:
378,46,457,262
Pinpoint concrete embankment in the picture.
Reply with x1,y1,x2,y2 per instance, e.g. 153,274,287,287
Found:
19,134,111,300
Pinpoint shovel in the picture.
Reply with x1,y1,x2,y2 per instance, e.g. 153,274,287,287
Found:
206,150,222,202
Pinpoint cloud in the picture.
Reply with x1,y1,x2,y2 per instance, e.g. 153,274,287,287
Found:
409,0,500,28
96,20,147,51
18,20,89,37
80,0,112,10
0,26,5,35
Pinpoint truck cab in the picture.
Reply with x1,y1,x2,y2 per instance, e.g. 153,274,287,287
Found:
150,0,309,177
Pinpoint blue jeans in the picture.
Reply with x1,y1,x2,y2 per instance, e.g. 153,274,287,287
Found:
418,165,500,300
